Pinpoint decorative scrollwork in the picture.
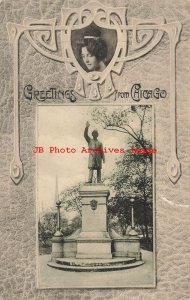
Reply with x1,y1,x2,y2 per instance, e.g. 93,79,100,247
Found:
6,1,182,184
61,1,127,100
24,18,57,51
23,18,70,63
131,18,165,50
167,157,181,183
120,17,165,62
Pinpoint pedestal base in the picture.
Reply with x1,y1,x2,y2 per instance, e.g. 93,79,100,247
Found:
48,257,144,272
75,184,112,259
112,236,141,260
76,238,112,259
51,234,63,261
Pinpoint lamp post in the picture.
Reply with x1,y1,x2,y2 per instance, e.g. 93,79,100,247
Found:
51,199,63,261
128,197,142,261
129,198,138,236
54,199,62,237
131,198,135,229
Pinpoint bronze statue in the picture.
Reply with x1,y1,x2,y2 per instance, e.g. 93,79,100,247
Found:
84,121,105,183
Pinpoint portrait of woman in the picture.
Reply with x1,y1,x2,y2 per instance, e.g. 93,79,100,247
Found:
79,28,108,72
79,32,107,72
71,22,117,72
71,23,117,73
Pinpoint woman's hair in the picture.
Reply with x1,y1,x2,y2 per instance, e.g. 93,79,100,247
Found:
80,37,107,62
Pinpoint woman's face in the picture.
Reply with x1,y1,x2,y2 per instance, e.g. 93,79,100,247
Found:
81,47,99,71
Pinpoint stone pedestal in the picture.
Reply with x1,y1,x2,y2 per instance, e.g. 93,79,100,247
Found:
51,231,63,261
109,228,141,260
63,229,80,258
125,236,142,260
76,184,112,258
127,229,142,260
112,236,141,260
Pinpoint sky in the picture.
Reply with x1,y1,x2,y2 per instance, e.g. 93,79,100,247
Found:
37,105,152,214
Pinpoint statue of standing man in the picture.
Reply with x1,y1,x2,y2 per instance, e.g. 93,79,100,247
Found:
84,121,105,183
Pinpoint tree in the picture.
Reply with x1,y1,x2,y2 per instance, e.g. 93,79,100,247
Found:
91,105,152,150
59,183,82,216
91,105,153,244
38,211,59,247
38,210,82,250
108,141,153,242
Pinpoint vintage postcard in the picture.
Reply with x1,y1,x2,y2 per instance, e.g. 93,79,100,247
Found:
1,0,190,298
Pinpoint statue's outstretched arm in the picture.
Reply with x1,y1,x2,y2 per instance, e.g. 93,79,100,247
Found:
84,123,90,143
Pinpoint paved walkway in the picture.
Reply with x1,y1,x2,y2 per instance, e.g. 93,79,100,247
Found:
37,250,155,288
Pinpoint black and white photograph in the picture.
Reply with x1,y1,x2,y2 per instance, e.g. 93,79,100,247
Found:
71,23,117,73
37,104,155,288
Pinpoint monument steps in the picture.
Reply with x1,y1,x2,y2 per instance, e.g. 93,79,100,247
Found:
47,259,144,272
55,257,136,266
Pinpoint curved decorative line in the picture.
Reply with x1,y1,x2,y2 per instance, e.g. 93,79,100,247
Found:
117,28,164,62
62,0,127,29
24,32,70,63
6,27,24,184
23,18,72,63
61,13,81,75
129,18,165,52
165,22,182,183
161,196,189,209
24,18,58,51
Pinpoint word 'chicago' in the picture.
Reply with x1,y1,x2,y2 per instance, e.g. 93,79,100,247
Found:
115,84,167,101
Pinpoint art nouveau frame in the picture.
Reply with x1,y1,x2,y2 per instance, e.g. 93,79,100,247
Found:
6,1,182,184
